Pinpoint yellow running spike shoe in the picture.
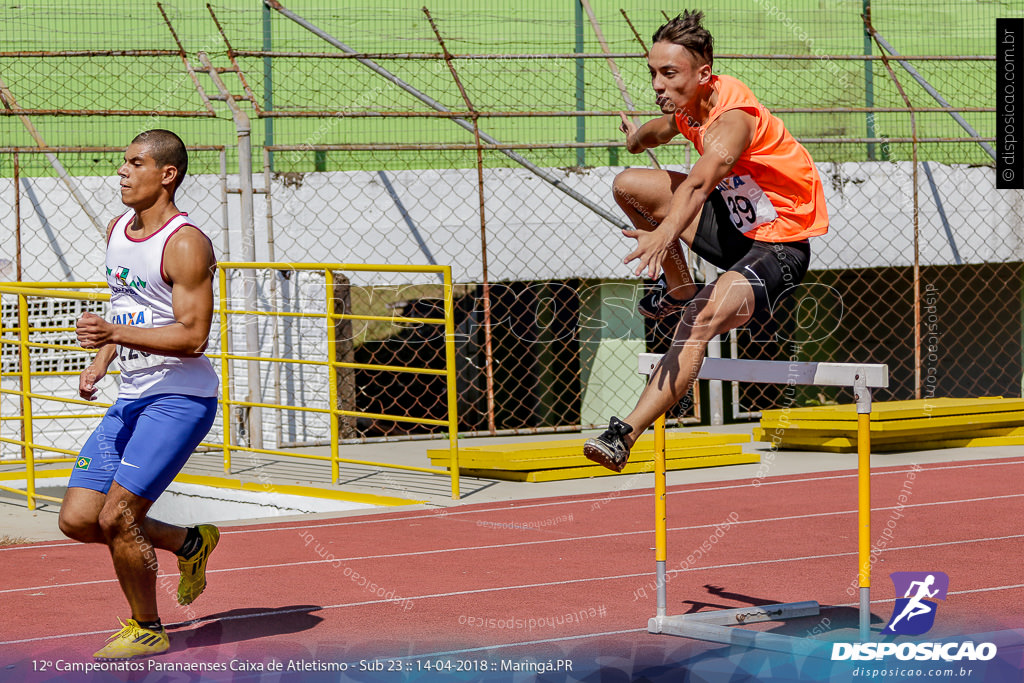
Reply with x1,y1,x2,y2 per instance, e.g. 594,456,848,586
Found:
176,524,219,606
93,618,169,660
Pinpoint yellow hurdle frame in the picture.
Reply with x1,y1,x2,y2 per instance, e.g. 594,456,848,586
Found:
640,354,888,653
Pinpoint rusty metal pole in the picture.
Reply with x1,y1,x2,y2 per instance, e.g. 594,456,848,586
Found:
0,76,106,239
263,0,632,232
620,9,648,55
580,0,660,169
264,146,284,446
871,23,922,399
14,151,21,281
868,27,995,161
911,139,920,400
423,7,496,434
157,3,218,117
200,51,264,449
13,151,26,465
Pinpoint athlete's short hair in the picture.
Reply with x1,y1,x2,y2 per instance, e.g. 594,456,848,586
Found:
653,10,714,69
132,129,188,193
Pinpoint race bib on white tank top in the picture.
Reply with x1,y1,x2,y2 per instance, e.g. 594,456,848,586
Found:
111,304,163,373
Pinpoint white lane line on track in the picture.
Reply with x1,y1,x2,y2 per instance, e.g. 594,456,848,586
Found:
4,535,1024,646
4,459,1022,552
833,583,1024,608
393,589,1024,663
8,565,1024,651
390,628,650,660
223,458,1024,533
0,541,79,552
5,493,1024,595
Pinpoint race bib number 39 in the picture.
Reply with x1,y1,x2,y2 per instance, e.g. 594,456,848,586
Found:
111,306,162,372
717,174,778,234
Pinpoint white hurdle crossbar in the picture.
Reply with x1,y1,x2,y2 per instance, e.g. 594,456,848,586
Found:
639,353,889,656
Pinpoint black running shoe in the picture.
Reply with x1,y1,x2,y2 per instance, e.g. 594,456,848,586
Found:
583,417,634,472
637,276,702,320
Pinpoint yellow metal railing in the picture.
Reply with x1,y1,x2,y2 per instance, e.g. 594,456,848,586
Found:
214,262,460,498
0,263,461,509
0,283,108,509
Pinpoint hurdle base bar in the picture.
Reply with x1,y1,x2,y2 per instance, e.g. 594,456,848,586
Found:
648,601,832,658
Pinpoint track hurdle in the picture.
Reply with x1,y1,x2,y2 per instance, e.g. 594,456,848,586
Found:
639,354,889,654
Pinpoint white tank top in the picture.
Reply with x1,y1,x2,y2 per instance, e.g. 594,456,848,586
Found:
105,210,219,399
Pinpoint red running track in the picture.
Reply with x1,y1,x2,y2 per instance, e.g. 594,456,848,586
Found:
1,457,1023,681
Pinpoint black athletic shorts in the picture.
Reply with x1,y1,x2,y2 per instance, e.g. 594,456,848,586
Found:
692,188,811,318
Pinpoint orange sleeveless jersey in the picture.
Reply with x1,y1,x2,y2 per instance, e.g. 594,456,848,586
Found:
674,74,828,242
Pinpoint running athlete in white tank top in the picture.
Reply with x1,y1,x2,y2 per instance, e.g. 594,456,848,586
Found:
104,209,218,399
59,130,222,661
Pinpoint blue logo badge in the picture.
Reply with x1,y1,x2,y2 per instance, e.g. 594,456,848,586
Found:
883,571,949,635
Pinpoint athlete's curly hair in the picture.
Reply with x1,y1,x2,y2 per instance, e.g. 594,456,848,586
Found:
652,10,714,69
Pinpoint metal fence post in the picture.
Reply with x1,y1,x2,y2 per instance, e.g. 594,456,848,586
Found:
332,272,357,440
200,50,263,450
263,0,274,171
863,0,876,160
17,293,35,510
574,0,586,168
871,35,922,399
423,7,496,434
13,151,21,281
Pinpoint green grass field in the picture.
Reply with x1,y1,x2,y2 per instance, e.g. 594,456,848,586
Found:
0,0,1010,176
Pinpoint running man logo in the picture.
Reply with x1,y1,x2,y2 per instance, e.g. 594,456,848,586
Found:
75,457,91,470
882,571,949,636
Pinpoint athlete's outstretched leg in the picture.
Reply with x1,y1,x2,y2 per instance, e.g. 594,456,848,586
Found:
584,271,755,471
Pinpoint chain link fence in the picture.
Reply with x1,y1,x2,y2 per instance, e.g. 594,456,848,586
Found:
2,1,1020,452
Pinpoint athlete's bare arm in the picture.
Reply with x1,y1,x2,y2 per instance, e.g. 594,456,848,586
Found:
79,345,117,400
619,113,679,154
623,109,756,278
76,227,215,358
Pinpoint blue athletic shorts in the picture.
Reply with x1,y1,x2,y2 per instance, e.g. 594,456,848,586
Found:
68,393,218,501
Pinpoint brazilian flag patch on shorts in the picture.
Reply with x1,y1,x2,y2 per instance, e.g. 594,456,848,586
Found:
75,456,91,470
